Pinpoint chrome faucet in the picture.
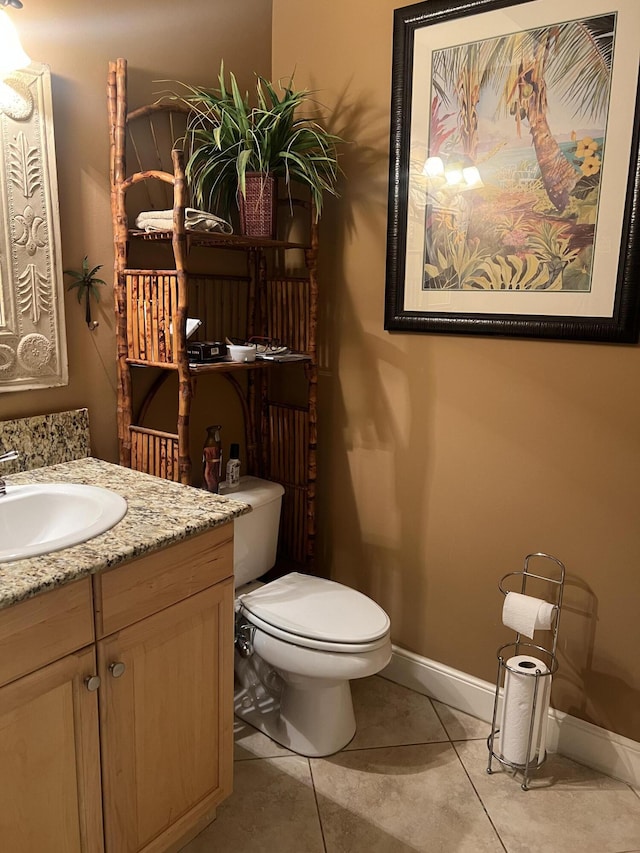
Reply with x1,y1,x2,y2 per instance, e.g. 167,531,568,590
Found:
0,450,19,496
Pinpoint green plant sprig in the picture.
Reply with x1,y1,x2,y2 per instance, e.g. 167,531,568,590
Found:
64,256,106,329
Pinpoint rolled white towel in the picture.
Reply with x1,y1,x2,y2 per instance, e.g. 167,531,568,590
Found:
135,208,233,234
185,209,233,234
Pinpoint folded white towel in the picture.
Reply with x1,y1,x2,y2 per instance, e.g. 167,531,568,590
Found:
136,209,173,223
135,208,233,235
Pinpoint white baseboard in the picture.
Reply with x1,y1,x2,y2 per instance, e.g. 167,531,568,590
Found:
381,645,640,789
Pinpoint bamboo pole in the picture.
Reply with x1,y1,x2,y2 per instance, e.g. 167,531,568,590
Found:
171,148,192,486
110,58,133,468
304,209,319,564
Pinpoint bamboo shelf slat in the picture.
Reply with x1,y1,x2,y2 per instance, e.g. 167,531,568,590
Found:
280,484,311,565
130,426,180,482
265,277,312,354
266,403,310,488
128,229,308,251
125,357,310,372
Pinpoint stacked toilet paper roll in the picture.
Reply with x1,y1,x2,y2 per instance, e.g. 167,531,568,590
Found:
502,592,556,639
499,654,551,767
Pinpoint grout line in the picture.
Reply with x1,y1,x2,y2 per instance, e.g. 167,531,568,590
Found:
450,740,509,853
342,738,451,755
626,783,640,801
430,696,454,742
308,758,328,853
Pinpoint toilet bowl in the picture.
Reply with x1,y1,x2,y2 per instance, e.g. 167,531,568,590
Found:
229,478,392,757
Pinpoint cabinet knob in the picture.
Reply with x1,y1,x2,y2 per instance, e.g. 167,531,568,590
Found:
109,661,126,678
85,675,101,692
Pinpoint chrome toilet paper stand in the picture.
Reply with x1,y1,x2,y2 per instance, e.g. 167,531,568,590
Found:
487,552,566,790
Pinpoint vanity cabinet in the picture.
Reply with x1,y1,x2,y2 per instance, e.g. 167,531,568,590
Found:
98,583,232,853
95,524,234,853
0,523,234,853
0,647,104,853
0,578,103,853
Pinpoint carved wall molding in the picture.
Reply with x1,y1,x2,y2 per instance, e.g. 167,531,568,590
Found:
0,63,68,392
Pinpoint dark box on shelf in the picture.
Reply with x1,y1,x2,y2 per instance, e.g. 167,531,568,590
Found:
187,341,227,363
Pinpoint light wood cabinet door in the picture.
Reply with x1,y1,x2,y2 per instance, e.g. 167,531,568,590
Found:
0,646,104,853
98,578,234,853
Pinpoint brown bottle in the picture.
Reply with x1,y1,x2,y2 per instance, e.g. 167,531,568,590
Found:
202,425,223,493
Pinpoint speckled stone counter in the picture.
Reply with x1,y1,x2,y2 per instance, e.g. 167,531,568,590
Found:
0,409,90,473
0,457,250,612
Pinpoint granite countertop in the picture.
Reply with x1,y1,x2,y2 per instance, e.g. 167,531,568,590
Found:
0,457,250,612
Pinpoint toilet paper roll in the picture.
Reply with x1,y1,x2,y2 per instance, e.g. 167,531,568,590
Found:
499,654,551,767
502,592,556,639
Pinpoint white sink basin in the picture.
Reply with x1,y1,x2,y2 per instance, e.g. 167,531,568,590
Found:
0,483,128,563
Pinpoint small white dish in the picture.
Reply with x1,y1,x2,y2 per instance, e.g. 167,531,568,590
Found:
228,344,257,363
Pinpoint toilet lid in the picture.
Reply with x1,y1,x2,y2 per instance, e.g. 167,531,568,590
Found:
238,572,390,645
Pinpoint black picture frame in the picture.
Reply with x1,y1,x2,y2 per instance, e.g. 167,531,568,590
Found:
384,0,640,342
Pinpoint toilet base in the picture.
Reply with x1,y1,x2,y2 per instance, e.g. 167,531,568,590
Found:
234,652,356,757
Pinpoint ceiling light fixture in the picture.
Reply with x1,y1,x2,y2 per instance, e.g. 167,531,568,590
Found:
0,3,30,80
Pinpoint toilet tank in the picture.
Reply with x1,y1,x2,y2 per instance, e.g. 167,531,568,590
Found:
221,476,284,587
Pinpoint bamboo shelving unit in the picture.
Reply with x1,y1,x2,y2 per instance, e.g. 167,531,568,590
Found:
107,58,318,568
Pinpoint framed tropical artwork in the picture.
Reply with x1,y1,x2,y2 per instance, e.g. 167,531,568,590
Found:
385,0,640,341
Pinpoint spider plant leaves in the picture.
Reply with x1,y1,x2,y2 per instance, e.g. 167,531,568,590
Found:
237,149,252,196
172,62,342,220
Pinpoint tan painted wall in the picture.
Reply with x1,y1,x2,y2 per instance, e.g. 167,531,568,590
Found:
272,0,640,740
0,0,272,462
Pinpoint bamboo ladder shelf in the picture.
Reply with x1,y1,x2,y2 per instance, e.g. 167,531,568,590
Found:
107,58,319,568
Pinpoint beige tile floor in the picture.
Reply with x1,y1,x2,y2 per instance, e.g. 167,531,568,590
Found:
182,676,640,853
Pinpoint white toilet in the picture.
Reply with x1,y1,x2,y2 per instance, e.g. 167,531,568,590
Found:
227,476,392,757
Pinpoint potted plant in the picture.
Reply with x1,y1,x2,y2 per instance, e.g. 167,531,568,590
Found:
171,63,342,238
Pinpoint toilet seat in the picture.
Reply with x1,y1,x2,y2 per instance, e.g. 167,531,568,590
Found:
238,572,391,653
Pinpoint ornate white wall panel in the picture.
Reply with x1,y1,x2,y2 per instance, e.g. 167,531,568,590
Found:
0,63,68,392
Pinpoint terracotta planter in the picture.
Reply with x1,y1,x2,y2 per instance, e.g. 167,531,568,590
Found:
237,172,277,239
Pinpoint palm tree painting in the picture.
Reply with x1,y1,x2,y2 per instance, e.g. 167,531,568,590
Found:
423,13,615,293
